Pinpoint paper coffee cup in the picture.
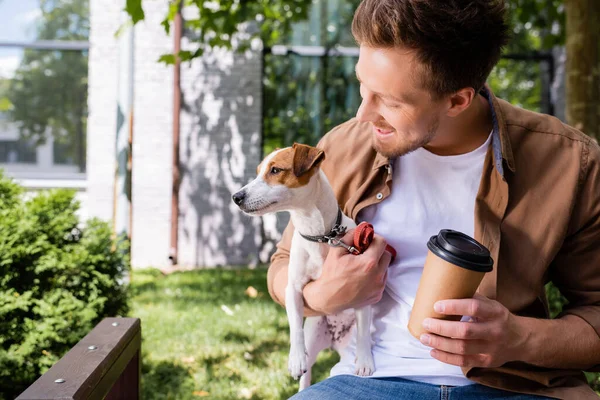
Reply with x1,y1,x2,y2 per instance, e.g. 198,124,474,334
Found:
408,229,494,339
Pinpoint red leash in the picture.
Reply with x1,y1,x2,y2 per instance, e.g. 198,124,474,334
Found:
353,222,397,262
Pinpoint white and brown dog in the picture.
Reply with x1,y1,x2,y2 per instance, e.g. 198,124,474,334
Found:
232,143,375,391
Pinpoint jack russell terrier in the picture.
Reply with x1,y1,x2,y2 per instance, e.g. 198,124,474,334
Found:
232,143,388,391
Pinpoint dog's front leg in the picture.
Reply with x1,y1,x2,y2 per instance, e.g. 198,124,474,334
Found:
286,283,307,379
354,305,375,376
286,248,309,380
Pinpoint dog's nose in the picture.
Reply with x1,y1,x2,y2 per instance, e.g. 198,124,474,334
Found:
232,191,246,206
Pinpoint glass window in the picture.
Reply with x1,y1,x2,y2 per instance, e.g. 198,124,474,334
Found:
263,52,360,154
264,0,361,155
0,0,88,177
0,0,89,42
286,0,360,47
0,138,37,164
0,0,42,42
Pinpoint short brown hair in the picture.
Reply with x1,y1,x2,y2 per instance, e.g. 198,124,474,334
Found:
352,0,510,97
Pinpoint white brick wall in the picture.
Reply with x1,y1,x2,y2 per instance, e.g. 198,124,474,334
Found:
87,0,120,223
88,0,173,268
88,0,264,268
129,0,174,268
178,44,263,268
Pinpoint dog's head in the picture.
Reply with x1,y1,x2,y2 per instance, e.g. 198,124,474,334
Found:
232,143,325,216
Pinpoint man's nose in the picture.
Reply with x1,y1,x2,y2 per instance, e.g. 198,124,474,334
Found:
355,98,378,123
232,190,246,206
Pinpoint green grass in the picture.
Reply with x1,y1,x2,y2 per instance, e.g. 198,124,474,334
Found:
129,267,338,400
129,269,600,399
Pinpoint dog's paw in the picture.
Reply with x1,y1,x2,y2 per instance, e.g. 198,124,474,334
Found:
288,347,308,380
355,351,375,376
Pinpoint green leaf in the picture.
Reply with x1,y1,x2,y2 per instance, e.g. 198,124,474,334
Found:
178,50,194,61
160,1,180,35
158,54,176,65
125,0,145,25
0,97,12,112
113,21,133,39
161,16,171,35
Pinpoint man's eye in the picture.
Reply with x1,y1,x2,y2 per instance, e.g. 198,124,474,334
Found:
385,102,401,109
270,167,282,174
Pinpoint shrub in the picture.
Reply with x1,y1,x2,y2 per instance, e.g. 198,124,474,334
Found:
0,171,129,399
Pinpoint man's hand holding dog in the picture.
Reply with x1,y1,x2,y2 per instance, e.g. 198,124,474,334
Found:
303,229,392,315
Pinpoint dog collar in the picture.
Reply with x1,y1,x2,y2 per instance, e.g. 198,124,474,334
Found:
298,208,359,255
299,208,345,243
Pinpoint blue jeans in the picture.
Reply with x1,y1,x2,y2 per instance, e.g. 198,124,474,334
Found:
290,375,554,400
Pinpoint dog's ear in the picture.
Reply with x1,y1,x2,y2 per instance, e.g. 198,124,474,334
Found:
292,143,325,177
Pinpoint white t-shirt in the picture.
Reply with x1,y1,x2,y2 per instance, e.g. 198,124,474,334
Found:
330,132,492,386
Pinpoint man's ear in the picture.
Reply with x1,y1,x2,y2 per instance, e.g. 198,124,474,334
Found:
446,87,476,117
292,143,325,177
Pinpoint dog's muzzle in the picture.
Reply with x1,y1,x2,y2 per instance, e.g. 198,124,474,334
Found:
232,190,246,206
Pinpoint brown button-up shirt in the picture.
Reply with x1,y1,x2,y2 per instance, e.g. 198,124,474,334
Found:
268,87,600,399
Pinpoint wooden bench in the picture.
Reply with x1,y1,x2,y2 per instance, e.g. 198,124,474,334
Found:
16,317,141,400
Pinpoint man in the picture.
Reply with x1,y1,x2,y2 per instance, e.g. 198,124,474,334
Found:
267,0,600,399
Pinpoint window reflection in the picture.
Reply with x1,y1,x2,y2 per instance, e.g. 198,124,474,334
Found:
0,0,88,176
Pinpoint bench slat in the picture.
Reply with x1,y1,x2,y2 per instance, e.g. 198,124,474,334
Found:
16,317,141,400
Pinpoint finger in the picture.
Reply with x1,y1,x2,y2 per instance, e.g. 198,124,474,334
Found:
374,251,392,279
422,318,488,339
362,233,387,259
420,333,488,355
380,268,388,284
340,227,356,245
379,249,392,268
434,298,500,320
429,349,488,368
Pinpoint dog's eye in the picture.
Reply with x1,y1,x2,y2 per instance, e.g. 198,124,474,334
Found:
270,167,282,175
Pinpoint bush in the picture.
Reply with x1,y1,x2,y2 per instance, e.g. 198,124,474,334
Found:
0,171,129,399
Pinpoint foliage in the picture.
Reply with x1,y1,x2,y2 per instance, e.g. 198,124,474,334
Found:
125,0,145,25
545,282,569,319
0,80,11,113
488,0,565,113
125,0,313,64
5,0,88,169
505,0,565,52
488,58,542,112
0,171,129,400
262,53,361,154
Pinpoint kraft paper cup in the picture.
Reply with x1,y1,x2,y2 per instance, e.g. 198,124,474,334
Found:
408,229,494,340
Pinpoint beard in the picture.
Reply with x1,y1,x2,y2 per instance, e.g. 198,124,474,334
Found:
372,117,440,159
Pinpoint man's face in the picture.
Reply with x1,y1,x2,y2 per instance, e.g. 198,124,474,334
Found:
355,46,448,158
